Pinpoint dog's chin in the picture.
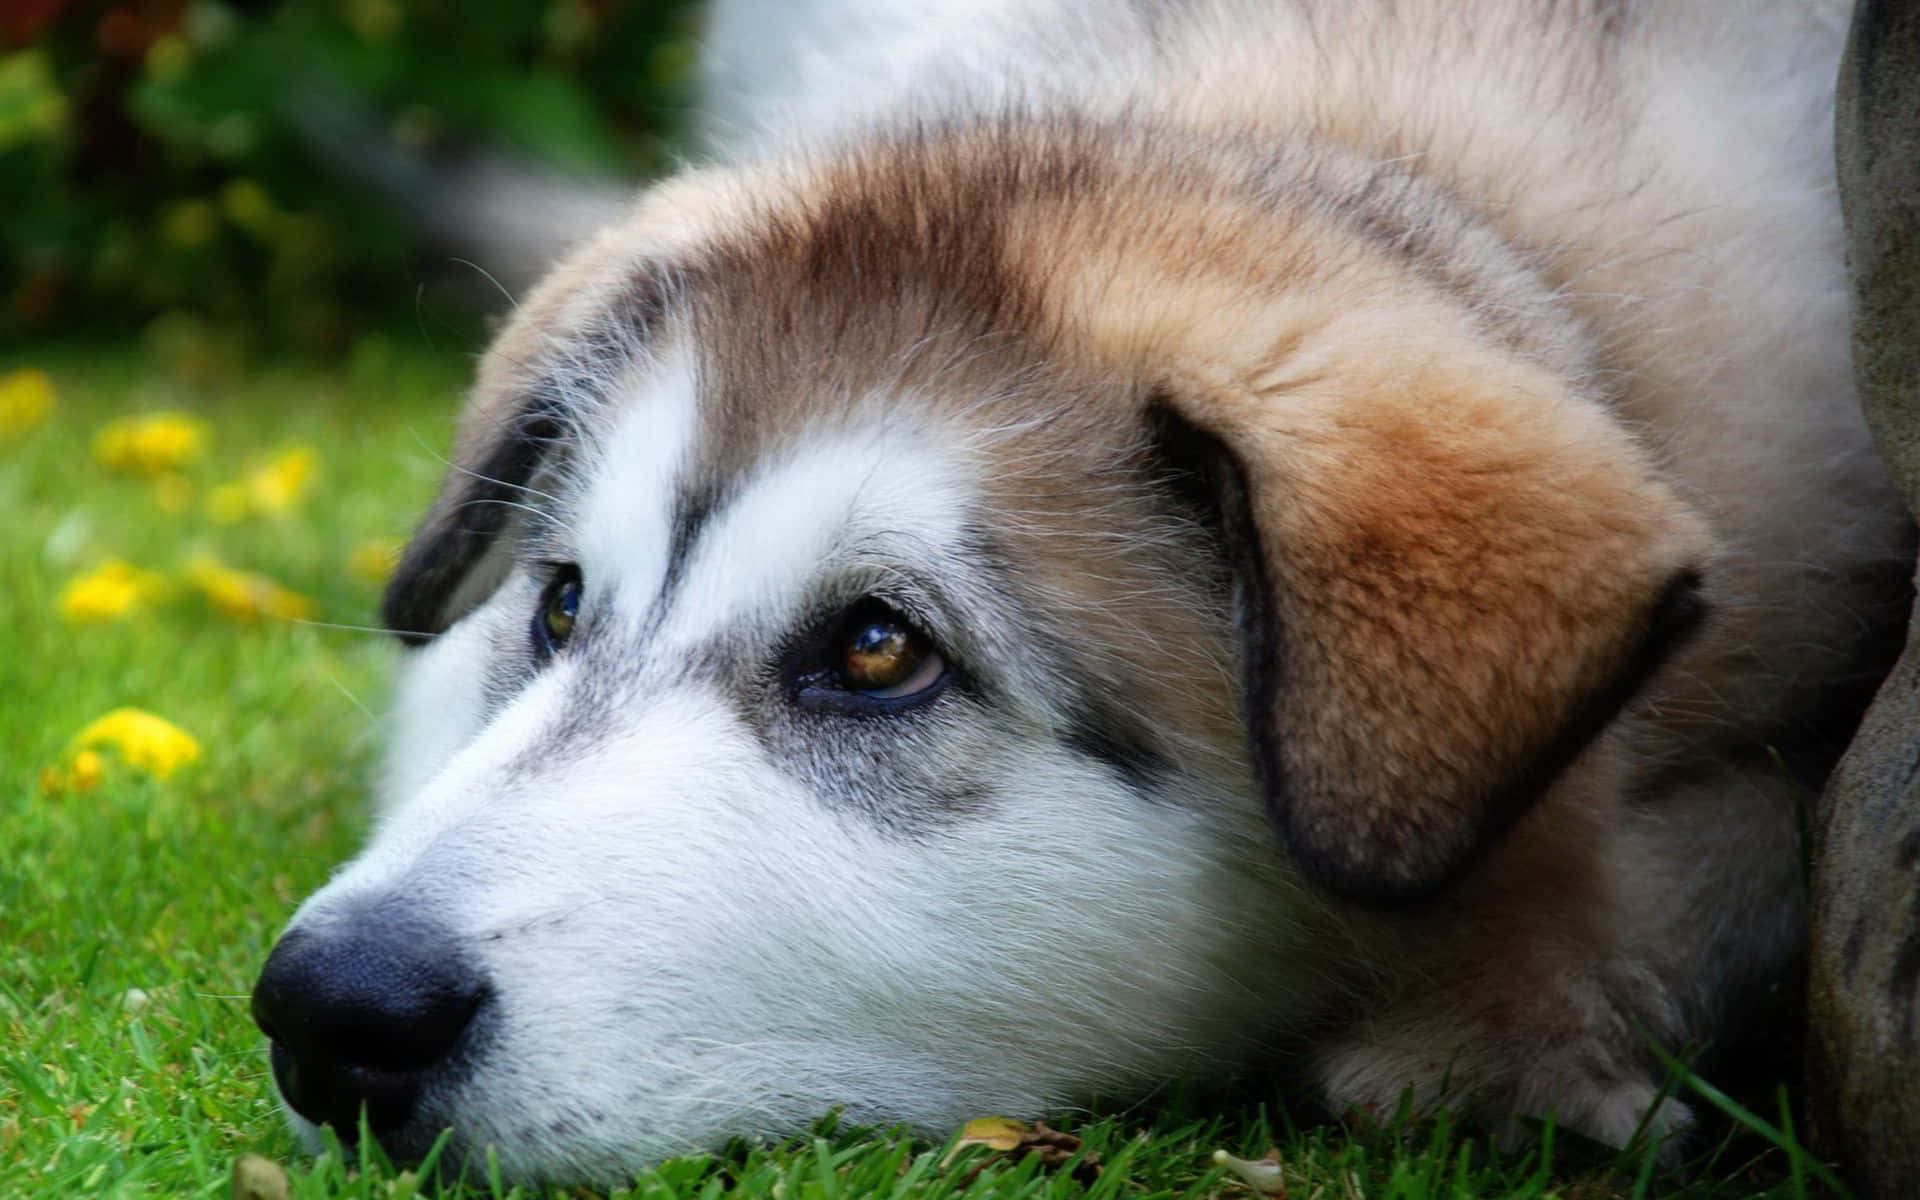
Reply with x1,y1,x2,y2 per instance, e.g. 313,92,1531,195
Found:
278,1093,476,1180
277,1075,773,1188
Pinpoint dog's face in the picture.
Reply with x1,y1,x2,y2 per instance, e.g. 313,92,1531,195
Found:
282,346,1322,1179
254,128,1710,1184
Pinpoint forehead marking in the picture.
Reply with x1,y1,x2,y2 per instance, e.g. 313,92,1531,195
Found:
658,484,726,617
571,401,979,651
574,350,701,615
657,421,977,646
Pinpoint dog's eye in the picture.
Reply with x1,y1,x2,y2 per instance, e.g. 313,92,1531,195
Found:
533,565,582,658
839,611,941,696
796,599,948,711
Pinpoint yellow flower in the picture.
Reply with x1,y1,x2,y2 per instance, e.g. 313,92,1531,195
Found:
68,749,106,791
207,446,320,522
347,537,402,583
0,368,54,439
38,749,105,795
247,446,318,513
186,555,314,622
72,709,201,778
93,412,209,476
57,559,170,623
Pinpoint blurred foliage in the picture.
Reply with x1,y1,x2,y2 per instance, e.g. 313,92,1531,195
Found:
0,0,699,361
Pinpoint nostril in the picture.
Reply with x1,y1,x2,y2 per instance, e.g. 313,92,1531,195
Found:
251,918,488,1136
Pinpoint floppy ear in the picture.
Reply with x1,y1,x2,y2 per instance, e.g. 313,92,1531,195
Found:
1153,347,1710,905
381,246,675,641
382,387,568,643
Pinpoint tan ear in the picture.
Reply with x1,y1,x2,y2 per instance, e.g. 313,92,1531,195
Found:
1156,342,1710,905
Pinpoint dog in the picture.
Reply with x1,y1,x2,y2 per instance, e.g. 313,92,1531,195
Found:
250,0,1912,1185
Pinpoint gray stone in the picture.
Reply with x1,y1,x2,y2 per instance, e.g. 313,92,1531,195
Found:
1809,1,1920,1194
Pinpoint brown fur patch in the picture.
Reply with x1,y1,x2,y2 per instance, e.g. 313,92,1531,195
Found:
391,121,1716,899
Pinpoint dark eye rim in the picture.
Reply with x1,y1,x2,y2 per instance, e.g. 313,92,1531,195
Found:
531,562,583,662
790,597,953,715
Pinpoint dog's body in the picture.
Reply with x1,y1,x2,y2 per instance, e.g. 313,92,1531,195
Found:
252,0,1912,1185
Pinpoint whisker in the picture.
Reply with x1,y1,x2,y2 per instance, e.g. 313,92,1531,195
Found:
459,495,558,524
405,426,574,512
449,256,520,311
292,617,417,638
317,663,383,729
446,457,570,511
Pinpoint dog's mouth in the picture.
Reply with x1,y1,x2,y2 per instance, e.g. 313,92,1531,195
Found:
262,1039,436,1138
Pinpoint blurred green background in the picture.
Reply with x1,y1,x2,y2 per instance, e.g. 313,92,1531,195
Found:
1,0,699,367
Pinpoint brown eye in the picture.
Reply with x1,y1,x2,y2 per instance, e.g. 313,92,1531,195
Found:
841,620,919,690
831,603,946,700
533,566,582,659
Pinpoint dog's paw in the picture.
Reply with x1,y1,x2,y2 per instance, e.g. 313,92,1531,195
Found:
1507,1069,1693,1159
1313,1022,1692,1155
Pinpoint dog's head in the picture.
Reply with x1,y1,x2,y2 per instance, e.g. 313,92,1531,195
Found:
253,124,1708,1183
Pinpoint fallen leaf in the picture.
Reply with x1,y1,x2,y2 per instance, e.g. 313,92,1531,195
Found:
231,1153,290,1200
950,1116,1032,1156
946,1118,1100,1185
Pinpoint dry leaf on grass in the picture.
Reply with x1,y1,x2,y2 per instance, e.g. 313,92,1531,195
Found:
945,1117,1101,1185
230,1153,289,1200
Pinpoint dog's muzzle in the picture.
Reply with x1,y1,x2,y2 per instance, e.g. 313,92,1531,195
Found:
251,911,489,1139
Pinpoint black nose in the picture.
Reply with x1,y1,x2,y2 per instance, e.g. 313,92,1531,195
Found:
251,914,488,1136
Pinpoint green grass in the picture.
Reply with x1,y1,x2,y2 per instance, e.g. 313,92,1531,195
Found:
0,341,1853,1198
